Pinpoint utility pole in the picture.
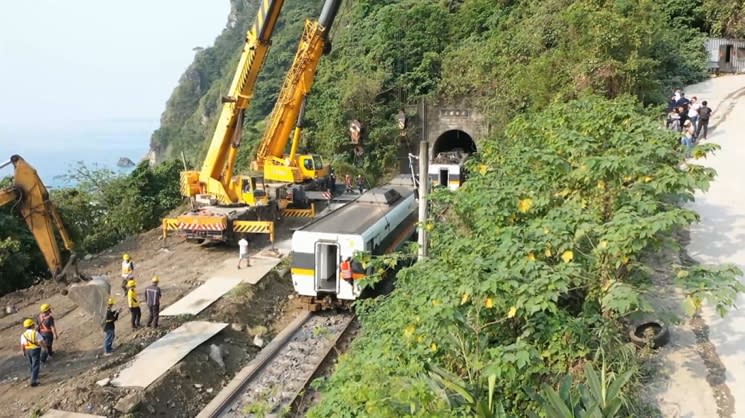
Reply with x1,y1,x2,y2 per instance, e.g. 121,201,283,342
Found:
417,139,429,261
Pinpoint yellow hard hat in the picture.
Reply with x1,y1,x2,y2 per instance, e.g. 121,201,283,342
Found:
123,254,130,261
151,276,159,283
40,303,51,313
127,279,136,288
23,319,34,328
107,297,115,305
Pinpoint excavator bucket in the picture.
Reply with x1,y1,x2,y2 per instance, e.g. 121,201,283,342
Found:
56,254,111,324
66,278,111,325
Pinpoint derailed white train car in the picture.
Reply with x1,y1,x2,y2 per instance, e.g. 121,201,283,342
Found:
291,182,417,302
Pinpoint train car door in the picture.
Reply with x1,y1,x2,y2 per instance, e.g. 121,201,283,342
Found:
314,241,340,294
439,168,449,187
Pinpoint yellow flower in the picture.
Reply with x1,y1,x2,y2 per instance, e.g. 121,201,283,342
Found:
543,227,550,234
507,306,517,318
561,250,574,263
597,180,606,191
479,165,489,175
431,343,438,352
485,297,494,309
527,252,536,262
598,240,608,249
622,176,632,182
518,198,533,213
643,176,653,183
425,223,434,231
432,299,441,306
461,293,470,305
545,248,552,257
417,335,425,343
404,324,416,338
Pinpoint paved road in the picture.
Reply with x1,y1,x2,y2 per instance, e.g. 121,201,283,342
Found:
685,74,745,417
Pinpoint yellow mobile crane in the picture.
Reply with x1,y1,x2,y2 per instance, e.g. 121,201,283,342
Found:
0,155,111,322
173,0,288,243
251,0,341,187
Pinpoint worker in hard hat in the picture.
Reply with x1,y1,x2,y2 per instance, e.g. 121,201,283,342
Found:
103,298,120,356
145,276,162,328
37,304,58,363
20,318,47,387
126,280,141,329
121,254,135,296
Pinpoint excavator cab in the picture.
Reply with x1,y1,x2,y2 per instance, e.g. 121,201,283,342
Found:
297,154,328,182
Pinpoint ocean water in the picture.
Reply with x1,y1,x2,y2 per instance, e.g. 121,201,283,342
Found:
0,120,155,188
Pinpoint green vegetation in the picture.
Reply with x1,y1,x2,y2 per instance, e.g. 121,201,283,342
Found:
307,95,743,417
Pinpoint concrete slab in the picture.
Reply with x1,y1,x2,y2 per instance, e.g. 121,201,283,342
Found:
159,277,242,316
160,239,288,317
110,321,227,388
42,409,106,418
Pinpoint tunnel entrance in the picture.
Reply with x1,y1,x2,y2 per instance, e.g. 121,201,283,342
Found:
432,129,476,156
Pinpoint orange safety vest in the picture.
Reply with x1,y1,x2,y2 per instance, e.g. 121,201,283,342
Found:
22,330,39,350
340,260,353,280
38,313,53,333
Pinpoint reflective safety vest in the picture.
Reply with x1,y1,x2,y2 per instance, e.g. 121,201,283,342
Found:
22,330,39,350
340,260,353,280
127,289,139,308
37,313,53,333
121,261,134,279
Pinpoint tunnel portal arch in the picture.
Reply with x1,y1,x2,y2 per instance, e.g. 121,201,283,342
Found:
432,129,477,156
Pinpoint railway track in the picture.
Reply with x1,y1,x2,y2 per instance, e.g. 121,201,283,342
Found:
196,310,355,418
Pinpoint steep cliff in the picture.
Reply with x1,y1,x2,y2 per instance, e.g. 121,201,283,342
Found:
148,0,319,166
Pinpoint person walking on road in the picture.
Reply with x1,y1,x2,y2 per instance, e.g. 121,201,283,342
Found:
344,174,353,193
126,280,141,329
121,254,135,295
697,100,712,140
145,276,162,328
356,175,365,195
237,236,251,269
20,318,47,387
37,304,58,363
103,298,120,356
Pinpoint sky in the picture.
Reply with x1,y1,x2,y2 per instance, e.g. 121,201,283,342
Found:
0,0,230,132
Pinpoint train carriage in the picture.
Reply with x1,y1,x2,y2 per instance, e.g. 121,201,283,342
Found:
291,181,417,302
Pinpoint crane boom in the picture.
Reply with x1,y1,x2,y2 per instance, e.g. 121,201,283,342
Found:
252,0,341,184
182,0,285,204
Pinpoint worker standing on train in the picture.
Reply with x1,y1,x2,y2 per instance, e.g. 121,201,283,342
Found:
340,257,353,282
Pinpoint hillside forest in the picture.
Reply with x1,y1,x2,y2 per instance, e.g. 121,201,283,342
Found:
3,0,745,415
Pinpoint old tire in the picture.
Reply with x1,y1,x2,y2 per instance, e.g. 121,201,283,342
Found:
629,320,670,349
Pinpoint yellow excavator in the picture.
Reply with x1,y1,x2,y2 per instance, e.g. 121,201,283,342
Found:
173,0,289,243
251,0,341,188
0,155,111,322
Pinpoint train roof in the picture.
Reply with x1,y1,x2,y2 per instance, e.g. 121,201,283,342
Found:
297,184,415,235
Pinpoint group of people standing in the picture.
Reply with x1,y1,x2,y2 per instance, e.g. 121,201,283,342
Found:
19,253,164,387
666,89,714,155
19,304,58,387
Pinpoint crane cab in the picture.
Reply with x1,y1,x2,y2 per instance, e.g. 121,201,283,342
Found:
236,176,269,207
297,153,328,182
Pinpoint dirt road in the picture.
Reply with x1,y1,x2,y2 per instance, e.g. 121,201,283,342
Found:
646,74,745,418
0,224,302,417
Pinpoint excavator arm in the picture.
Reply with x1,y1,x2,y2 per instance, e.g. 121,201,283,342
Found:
182,0,285,205
252,0,341,184
0,155,73,279
0,155,111,323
